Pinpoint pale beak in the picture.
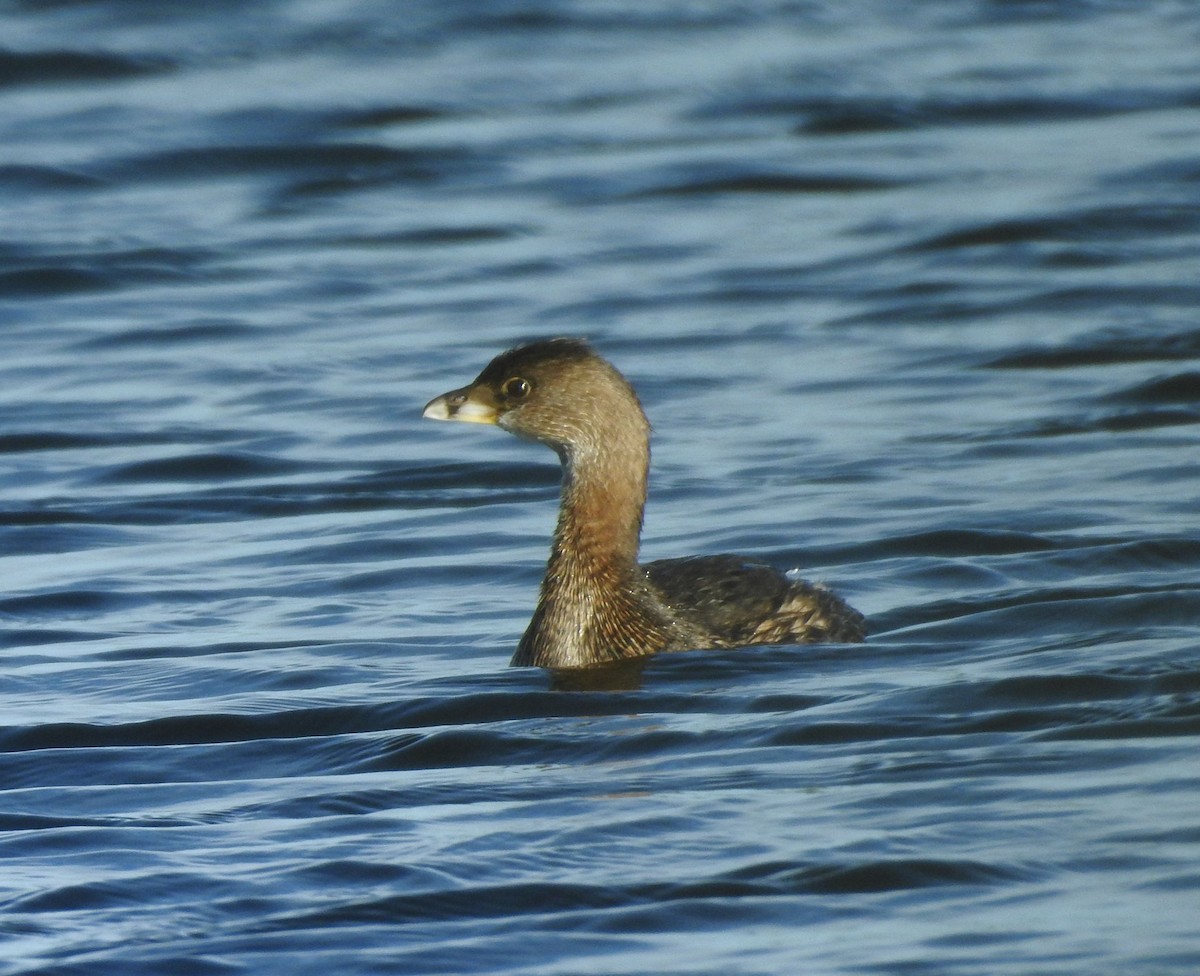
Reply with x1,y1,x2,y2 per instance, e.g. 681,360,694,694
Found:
422,386,499,424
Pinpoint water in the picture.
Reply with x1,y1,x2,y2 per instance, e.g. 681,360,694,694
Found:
2,1,1199,973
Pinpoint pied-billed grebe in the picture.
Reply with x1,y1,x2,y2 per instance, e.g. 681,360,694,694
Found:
423,338,865,669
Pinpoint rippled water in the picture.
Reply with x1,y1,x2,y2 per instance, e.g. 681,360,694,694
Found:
3,1,1199,973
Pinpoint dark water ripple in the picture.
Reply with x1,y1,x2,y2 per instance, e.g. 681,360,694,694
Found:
0,46,173,88
3,0,1200,974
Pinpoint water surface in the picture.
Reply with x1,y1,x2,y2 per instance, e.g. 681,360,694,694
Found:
2,1,1199,974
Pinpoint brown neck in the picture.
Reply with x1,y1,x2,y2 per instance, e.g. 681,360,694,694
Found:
552,435,648,576
513,415,666,668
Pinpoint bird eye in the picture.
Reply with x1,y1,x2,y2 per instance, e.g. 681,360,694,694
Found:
501,376,531,400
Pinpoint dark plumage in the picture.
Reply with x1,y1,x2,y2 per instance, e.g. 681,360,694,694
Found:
423,338,865,670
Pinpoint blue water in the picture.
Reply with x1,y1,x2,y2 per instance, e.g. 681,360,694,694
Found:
2,1,1199,973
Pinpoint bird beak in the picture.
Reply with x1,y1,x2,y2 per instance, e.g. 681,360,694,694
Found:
422,385,500,425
